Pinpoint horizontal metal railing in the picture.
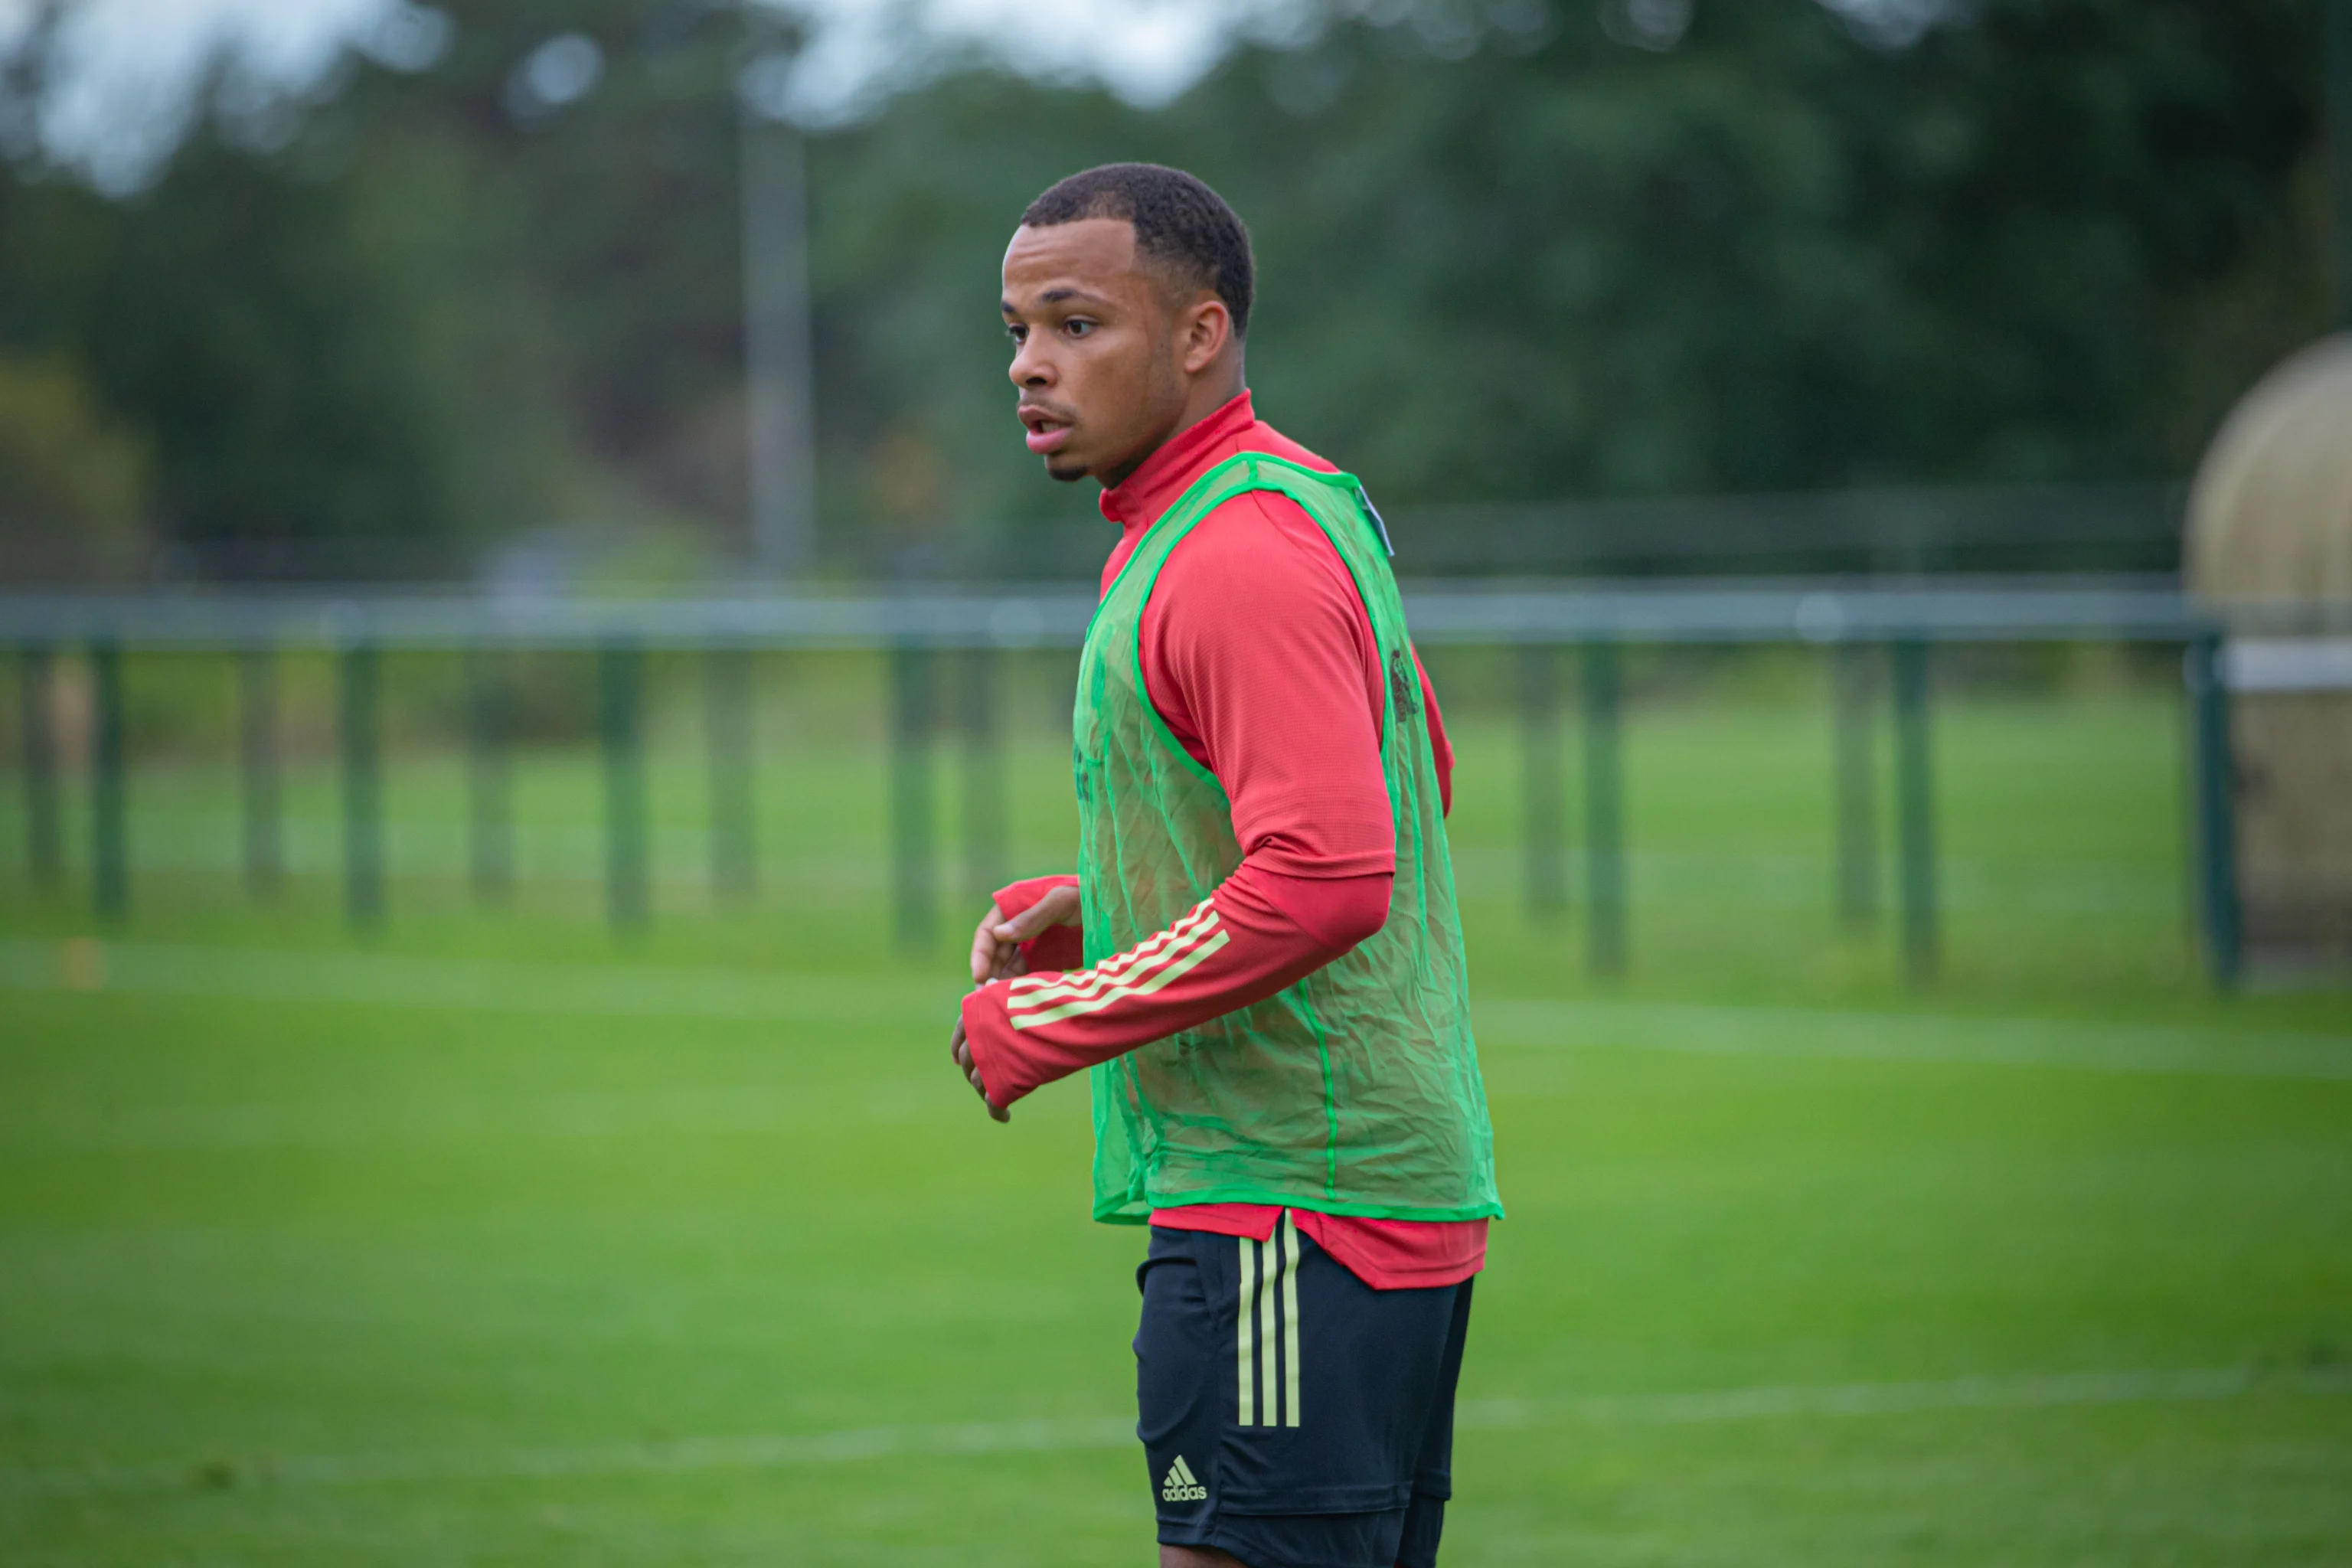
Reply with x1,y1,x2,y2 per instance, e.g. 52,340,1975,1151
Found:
0,579,2223,647
4,581,2304,988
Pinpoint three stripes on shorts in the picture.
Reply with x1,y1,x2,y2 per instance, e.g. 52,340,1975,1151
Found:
1236,1211,1302,1428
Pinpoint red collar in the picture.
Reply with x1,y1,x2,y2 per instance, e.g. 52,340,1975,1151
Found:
1098,392,1259,533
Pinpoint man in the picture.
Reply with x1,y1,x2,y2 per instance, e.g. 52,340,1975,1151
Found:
948,163,1501,1568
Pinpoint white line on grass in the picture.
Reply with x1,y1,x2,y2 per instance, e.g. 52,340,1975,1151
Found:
6,939,2345,1083
7,1079,968,1152
1455,1364,2352,1427
0,939,950,1031
1476,997,2352,1082
5,1365,2344,1500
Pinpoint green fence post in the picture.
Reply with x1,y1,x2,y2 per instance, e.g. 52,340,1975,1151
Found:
599,641,648,933
2186,633,2243,988
338,640,384,931
706,645,758,906
890,644,937,952
1832,641,1879,930
1515,644,1567,920
236,645,283,900
18,642,60,891
1891,638,1938,985
90,639,127,921
463,645,512,906
959,645,1008,913
1582,640,1628,978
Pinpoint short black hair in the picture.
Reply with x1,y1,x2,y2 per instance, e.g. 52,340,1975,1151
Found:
1021,163,1255,338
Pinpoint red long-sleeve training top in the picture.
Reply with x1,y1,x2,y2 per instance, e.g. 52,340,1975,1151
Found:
959,392,1486,1290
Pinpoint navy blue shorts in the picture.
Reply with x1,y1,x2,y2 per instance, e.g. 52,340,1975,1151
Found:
1135,1216,1474,1568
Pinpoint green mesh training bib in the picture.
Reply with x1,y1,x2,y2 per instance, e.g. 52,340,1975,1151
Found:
1071,452,1501,1225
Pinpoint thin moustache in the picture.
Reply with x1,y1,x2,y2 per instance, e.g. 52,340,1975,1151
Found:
1018,402,1076,425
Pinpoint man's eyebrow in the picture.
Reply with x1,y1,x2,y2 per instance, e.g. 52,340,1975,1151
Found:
1003,286,1112,314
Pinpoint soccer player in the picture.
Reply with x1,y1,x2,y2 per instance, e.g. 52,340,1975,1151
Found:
948,164,1501,1568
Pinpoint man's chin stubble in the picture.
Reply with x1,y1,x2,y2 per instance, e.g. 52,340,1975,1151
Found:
1044,457,1089,483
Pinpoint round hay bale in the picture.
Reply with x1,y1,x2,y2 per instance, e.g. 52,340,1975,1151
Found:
2185,335,2352,971
2187,334,2352,603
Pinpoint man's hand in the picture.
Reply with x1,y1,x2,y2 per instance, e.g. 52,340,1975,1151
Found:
968,883,1083,985
949,1014,1011,1123
952,885,1080,1124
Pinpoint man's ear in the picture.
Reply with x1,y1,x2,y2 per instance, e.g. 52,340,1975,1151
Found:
1177,296,1233,377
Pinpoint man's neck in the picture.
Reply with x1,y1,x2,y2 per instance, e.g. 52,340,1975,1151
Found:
1101,374,1247,492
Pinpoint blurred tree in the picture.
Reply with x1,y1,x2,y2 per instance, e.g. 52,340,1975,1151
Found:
0,114,472,575
811,0,2330,564
0,353,150,581
0,0,2332,580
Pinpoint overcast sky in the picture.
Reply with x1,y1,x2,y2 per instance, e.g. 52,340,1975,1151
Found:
4,0,385,188
2,0,1320,190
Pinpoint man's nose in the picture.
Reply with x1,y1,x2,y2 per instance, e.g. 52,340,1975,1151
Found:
1008,336,1052,387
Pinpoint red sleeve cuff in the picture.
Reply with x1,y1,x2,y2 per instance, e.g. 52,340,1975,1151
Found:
992,874,1078,919
992,874,1083,972
960,979,1043,1110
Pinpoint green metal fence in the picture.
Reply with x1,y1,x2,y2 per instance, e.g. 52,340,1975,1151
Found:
1,583,2247,987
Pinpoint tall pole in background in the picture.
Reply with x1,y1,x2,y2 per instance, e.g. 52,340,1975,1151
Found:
2331,0,2352,328
740,8,818,577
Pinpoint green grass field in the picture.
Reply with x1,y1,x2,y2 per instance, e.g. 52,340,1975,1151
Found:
4,676,2350,1564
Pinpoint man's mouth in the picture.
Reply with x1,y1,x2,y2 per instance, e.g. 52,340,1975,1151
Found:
1020,405,1073,456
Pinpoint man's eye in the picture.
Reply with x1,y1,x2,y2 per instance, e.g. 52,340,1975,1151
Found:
1005,324,1027,344
1065,319,1093,338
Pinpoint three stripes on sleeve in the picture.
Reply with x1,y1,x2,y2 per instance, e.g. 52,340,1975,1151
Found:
1007,900,1230,1031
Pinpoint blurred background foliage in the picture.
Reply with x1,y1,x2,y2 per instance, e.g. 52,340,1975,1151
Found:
0,0,2333,583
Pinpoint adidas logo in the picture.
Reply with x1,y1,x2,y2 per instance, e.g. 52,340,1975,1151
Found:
1161,1455,1208,1503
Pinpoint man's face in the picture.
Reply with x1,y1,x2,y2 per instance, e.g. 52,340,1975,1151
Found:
1001,218,1184,485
